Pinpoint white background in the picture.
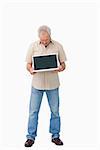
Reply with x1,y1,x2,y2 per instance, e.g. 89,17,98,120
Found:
0,0,100,150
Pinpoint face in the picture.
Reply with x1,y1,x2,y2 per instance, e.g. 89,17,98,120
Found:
39,31,51,46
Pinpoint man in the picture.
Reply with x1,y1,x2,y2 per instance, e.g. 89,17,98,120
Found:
24,25,67,147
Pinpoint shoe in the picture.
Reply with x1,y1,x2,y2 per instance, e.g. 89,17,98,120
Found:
24,139,35,147
52,138,63,145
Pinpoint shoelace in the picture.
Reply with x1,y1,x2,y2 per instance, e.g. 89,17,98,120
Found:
27,139,33,143
54,138,61,142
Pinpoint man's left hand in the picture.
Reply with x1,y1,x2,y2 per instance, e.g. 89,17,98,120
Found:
53,62,66,72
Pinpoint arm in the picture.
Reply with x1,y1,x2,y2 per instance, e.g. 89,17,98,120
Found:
58,61,66,72
59,62,66,71
53,61,66,73
57,43,67,72
26,63,36,75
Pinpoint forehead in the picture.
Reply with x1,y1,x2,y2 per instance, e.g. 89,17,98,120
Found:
39,30,49,36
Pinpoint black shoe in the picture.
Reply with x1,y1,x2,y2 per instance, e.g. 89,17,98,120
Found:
52,138,63,145
24,139,35,147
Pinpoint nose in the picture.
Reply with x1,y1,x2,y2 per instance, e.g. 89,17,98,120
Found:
43,41,47,44
42,41,47,45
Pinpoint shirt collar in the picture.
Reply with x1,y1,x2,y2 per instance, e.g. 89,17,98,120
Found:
39,39,54,45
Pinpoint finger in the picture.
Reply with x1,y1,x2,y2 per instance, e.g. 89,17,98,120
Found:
54,70,59,73
33,72,37,74
53,70,57,73
30,72,36,75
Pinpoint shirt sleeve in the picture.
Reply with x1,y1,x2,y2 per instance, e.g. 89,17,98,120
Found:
25,43,34,63
58,43,67,63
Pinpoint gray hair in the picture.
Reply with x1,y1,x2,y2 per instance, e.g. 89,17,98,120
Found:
38,25,51,36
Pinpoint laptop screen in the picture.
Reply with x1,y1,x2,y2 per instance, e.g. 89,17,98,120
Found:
33,54,58,70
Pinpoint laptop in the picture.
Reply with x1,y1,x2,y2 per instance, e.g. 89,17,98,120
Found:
32,53,59,72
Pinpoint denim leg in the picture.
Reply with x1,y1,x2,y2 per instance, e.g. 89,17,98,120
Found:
46,88,61,139
26,87,44,140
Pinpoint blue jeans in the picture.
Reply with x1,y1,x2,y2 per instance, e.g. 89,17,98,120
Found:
26,86,61,140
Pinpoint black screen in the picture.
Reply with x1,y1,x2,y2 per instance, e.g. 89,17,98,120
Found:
33,54,58,70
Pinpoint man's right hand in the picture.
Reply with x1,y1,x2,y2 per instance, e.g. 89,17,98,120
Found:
26,63,37,75
29,68,37,75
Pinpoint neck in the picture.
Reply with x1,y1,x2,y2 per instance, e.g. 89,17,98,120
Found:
40,39,52,47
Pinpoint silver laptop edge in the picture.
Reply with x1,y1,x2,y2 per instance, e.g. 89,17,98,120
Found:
32,53,59,72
